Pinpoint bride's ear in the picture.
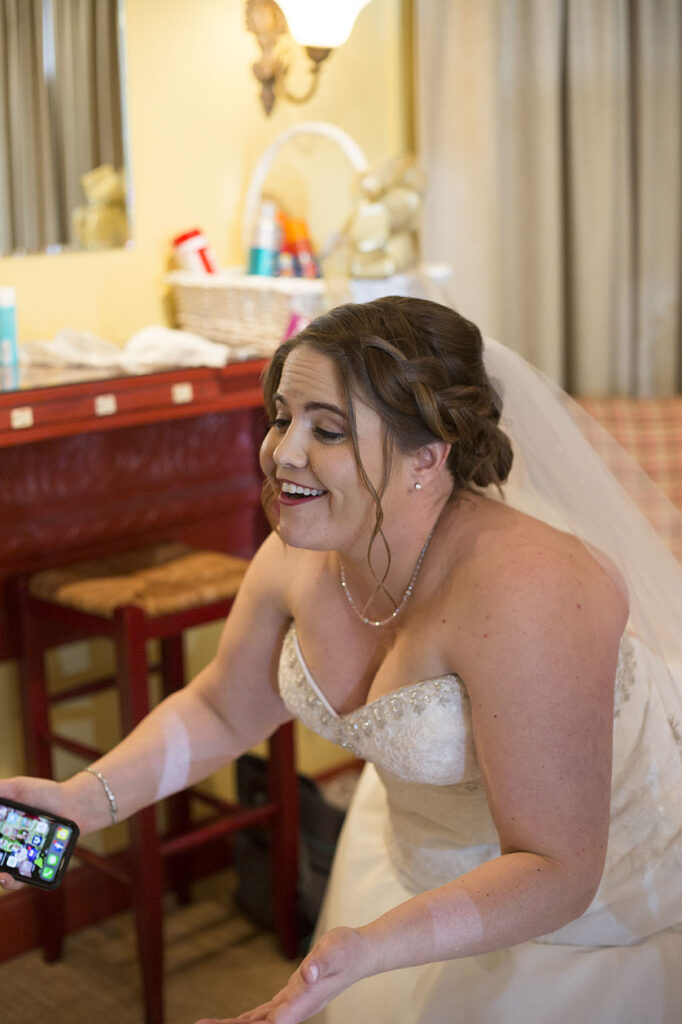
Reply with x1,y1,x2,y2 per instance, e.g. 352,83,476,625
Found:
412,440,451,485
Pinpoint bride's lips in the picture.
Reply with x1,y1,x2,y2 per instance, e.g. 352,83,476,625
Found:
277,479,328,507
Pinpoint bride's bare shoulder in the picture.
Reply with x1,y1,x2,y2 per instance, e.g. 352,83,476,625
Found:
447,495,628,632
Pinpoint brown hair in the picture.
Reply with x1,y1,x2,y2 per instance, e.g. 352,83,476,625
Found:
261,297,513,591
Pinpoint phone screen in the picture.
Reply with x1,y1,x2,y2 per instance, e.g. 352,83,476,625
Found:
0,799,79,889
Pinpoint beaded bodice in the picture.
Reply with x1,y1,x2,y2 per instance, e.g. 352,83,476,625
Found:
279,621,480,785
278,622,682,943
279,622,499,890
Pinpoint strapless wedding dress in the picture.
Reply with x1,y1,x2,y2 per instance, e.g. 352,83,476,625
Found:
279,623,682,1023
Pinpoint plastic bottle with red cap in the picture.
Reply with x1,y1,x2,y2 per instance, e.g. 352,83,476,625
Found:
172,228,218,273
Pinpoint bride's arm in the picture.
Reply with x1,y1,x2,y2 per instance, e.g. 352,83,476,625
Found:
202,544,627,1024
0,533,293,861
357,544,627,970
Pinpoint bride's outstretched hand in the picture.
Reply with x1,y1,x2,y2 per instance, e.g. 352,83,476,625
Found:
194,926,368,1024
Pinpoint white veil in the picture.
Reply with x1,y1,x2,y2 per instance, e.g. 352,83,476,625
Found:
482,337,682,749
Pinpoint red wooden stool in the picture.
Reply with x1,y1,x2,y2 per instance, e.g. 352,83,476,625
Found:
16,542,299,1024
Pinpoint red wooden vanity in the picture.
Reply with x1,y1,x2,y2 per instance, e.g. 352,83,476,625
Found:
0,360,269,661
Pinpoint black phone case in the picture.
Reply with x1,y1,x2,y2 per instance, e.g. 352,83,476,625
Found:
0,797,80,890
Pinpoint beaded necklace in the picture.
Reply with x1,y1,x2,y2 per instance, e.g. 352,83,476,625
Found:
338,522,437,628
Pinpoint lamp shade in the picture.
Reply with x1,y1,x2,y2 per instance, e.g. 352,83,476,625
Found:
277,0,372,48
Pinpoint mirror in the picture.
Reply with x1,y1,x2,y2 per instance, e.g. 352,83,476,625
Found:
0,0,132,257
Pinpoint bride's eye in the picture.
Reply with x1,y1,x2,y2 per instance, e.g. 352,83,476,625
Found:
269,417,290,432
315,427,346,442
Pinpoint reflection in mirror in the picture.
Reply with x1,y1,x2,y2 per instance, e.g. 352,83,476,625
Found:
0,0,131,257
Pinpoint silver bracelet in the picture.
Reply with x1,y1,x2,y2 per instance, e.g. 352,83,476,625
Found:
83,766,118,825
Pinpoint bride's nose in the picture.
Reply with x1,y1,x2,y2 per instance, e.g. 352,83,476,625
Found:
273,425,308,469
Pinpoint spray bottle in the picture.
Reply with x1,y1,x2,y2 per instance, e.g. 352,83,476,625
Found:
248,200,281,276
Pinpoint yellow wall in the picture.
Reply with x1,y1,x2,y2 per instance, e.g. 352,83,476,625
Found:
0,0,410,789
0,0,409,343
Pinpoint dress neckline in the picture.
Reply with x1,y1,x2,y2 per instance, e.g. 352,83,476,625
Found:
289,622,465,721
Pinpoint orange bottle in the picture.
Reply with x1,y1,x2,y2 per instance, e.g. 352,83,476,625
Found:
286,217,320,279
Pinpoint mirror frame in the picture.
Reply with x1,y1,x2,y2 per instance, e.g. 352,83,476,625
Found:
1,0,134,259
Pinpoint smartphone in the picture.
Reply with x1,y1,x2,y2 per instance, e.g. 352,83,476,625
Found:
0,798,79,890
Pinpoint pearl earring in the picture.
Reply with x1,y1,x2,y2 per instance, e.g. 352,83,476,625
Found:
414,482,422,491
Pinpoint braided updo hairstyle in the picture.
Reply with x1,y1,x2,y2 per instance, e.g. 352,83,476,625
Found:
262,296,513,508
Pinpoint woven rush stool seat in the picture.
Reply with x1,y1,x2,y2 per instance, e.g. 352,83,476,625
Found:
28,542,250,617
17,542,299,1024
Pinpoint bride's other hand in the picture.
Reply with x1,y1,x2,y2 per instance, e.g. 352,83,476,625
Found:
0,776,72,893
194,926,367,1024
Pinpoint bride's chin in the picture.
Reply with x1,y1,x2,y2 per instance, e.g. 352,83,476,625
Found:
277,523,331,551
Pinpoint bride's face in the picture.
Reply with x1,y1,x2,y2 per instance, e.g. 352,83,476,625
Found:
260,345,406,554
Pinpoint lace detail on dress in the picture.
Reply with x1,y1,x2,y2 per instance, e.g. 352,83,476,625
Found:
538,630,682,945
615,634,682,754
614,633,637,717
278,622,481,786
669,716,682,746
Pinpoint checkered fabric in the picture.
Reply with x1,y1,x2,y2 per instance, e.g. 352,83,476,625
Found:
577,397,682,560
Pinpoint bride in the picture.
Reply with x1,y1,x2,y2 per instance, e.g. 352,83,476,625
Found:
2,297,681,1023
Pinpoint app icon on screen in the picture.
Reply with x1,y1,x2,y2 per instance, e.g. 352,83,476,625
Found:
36,822,49,835
52,841,65,852
40,867,55,880
47,854,59,866
55,827,70,842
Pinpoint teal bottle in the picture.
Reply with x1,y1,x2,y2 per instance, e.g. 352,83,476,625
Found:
248,200,281,276
0,287,18,368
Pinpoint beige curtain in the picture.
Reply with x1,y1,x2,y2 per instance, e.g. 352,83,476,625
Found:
416,0,682,395
0,0,59,253
0,0,123,254
53,0,124,244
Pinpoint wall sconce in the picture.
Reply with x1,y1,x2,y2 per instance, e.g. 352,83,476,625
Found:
246,0,372,115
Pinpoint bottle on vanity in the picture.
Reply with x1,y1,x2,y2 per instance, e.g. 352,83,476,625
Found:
0,287,18,369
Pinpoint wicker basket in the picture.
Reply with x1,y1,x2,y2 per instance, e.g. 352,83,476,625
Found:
167,269,325,350
168,122,368,354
